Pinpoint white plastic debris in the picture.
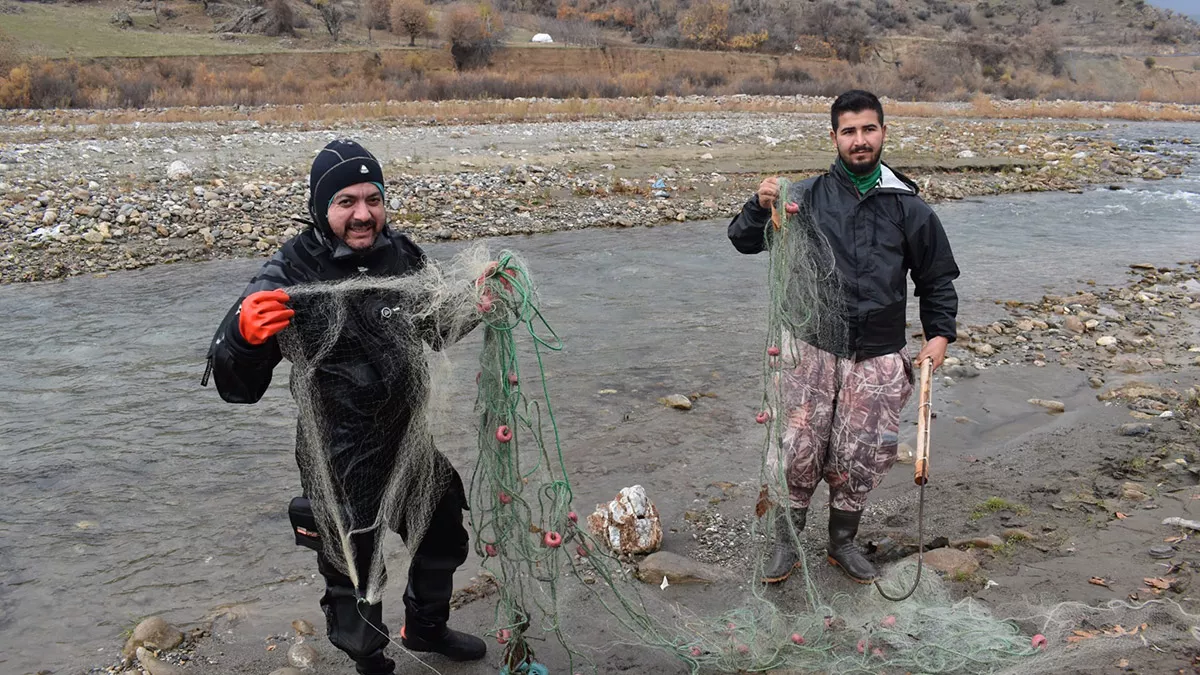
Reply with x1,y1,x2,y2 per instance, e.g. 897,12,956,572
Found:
1162,517,1200,531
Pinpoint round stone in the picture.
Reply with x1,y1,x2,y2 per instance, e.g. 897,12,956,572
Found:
1149,545,1175,559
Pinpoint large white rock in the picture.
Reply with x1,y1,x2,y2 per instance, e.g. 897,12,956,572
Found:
166,160,192,180
587,485,662,555
288,642,319,669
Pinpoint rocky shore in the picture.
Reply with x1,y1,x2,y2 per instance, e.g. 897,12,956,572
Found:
0,105,1190,283
954,261,1200,387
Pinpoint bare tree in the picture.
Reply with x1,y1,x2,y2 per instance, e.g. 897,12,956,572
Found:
365,0,390,41
390,0,431,46
315,0,347,42
804,0,840,40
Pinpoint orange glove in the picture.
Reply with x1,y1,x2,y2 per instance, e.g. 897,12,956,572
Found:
238,289,294,346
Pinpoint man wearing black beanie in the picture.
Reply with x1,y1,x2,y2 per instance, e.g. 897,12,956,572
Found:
203,139,487,673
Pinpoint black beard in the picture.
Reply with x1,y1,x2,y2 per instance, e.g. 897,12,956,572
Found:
839,145,883,175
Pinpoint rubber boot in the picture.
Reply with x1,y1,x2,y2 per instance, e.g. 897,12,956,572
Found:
826,507,878,583
400,621,487,662
761,507,808,584
353,651,396,675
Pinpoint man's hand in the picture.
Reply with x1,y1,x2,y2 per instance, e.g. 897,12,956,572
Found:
757,176,782,209
238,289,293,346
915,336,949,372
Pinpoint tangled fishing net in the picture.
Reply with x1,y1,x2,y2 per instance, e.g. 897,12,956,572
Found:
275,199,1200,673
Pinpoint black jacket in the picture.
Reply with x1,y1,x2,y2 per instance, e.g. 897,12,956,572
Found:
729,161,959,360
204,226,470,523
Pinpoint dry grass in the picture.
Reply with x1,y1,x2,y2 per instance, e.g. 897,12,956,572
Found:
0,4,286,59
1,44,1198,122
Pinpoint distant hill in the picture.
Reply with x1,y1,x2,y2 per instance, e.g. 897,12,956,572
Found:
543,0,1200,53
0,0,1197,109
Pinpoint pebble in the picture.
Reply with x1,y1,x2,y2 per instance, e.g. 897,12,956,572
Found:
1028,399,1066,413
660,394,692,410
1149,544,1176,559
287,642,319,669
1118,422,1153,437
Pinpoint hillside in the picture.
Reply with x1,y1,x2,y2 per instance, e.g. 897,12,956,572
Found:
0,0,1197,110
1,0,1197,60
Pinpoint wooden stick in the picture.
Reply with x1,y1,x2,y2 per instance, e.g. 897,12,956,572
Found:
914,357,933,486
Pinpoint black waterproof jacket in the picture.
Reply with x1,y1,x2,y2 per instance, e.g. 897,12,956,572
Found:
729,161,959,360
204,226,468,522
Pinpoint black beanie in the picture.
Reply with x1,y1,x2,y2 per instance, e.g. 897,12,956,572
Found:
307,139,386,236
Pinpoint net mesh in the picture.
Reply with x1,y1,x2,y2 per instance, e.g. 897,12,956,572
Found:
273,206,1200,673
278,248,491,603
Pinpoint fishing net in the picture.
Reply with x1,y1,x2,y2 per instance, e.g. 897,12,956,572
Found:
274,198,1200,673
277,249,491,603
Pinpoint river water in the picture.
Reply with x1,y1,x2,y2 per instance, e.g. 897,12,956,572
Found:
1,122,1197,674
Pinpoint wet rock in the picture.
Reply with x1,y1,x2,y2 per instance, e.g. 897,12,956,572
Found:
1143,167,1166,180
123,616,183,658
1118,423,1152,437
895,442,915,464
1099,382,1176,402
287,642,319,669
943,364,980,379
970,343,996,356
136,647,184,675
1149,545,1176,559
269,669,306,675
635,551,733,584
1028,399,1065,413
910,548,979,576
1002,528,1036,541
951,535,1005,549
1063,316,1085,334
588,485,663,555
659,394,692,410
1121,482,1149,501
291,619,315,636
1111,354,1152,373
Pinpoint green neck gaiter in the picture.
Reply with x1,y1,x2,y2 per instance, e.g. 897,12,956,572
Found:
840,158,882,195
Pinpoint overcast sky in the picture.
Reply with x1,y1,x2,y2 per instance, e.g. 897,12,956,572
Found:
1149,0,1200,17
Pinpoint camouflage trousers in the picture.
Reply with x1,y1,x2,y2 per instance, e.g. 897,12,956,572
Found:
768,340,914,512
